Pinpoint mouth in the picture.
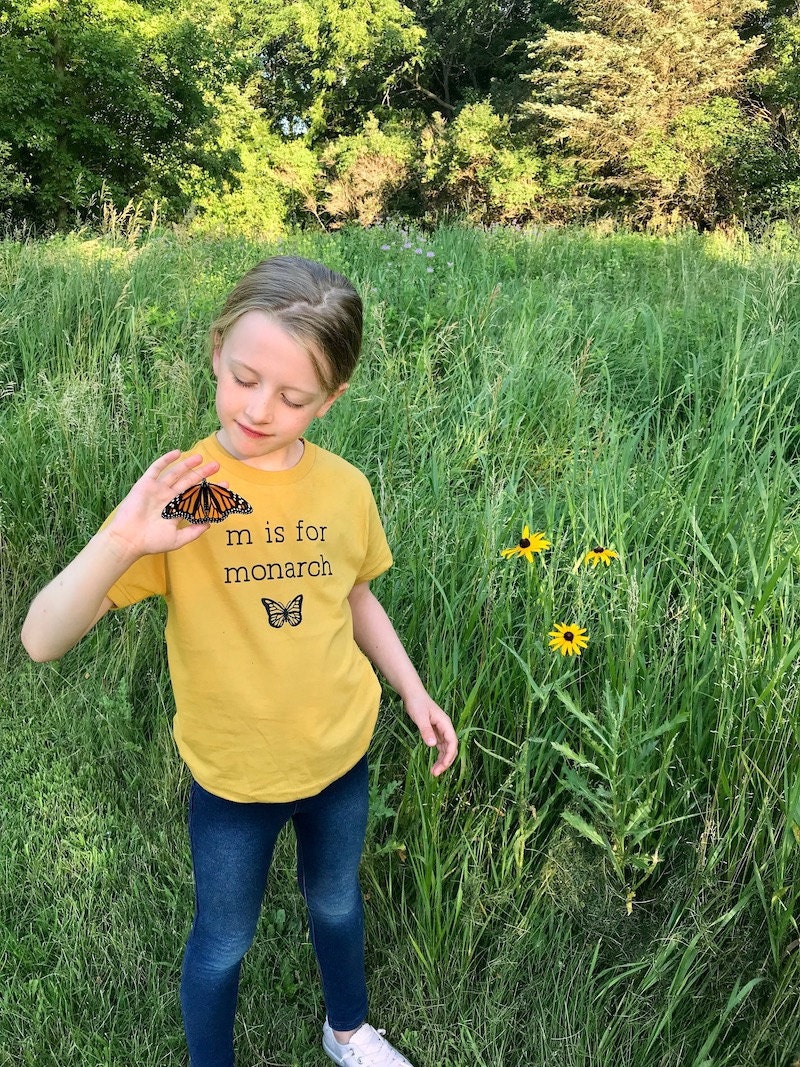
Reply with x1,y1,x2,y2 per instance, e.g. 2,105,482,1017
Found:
237,422,271,440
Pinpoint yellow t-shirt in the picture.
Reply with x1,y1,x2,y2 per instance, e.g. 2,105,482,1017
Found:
107,435,393,802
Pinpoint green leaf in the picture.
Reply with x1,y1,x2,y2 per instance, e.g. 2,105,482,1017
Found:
561,810,610,852
550,740,601,774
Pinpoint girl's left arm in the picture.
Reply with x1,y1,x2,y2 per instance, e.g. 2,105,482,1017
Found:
348,581,458,777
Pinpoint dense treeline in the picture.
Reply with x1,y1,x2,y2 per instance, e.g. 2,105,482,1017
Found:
2,0,800,232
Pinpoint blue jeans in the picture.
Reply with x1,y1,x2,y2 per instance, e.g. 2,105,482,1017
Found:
180,756,369,1067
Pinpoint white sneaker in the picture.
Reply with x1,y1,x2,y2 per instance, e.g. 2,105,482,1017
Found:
322,1020,414,1066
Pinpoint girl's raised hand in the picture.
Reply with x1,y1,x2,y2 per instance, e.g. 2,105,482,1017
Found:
22,450,223,663
106,450,221,560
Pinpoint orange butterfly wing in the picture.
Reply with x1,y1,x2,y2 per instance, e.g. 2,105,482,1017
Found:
162,480,253,524
163,482,204,520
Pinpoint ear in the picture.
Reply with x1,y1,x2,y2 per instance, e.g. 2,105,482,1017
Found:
316,381,349,419
211,333,222,378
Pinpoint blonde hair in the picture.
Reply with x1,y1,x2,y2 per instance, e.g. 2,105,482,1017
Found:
210,256,363,394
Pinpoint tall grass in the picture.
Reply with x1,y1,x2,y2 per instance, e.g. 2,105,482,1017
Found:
1,225,798,1066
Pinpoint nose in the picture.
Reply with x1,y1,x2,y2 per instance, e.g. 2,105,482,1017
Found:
245,390,274,424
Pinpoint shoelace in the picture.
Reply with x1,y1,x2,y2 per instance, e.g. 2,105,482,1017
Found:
340,1027,406,1066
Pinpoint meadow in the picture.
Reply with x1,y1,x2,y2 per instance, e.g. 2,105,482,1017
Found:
1,223,799,1066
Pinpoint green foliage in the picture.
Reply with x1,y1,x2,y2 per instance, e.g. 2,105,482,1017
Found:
182,85,319,236
4,0,800,232
0,0,231,230
0,140,28,209
234,0,425,141
744,13,800,226
525,0,766,224
402,0,572,114
752,11,800,110
320,113,422,225
626,97,778,228
421,99,576,223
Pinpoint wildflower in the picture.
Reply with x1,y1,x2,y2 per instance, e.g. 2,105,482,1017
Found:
500,525,551,563
403,241,412,249
584,545,619,567
426,267,433,273
548,624,589,656
447,261,454,267
426,250,435,258
414,248,423,254
380,244,391,251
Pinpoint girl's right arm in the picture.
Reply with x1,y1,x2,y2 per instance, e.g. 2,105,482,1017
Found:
21,450,220,662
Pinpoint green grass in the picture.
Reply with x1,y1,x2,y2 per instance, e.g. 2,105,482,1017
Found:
1,223,799,1066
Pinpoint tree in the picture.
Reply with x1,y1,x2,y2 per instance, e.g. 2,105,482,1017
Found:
401,0,573,116
741,11,800,224
416,99,575,223
232,0,425,141
182,83,321,234
751,11,800,146
0,0,229,228
524,0,765,223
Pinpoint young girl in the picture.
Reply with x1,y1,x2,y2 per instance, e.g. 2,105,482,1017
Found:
21,255,458,1067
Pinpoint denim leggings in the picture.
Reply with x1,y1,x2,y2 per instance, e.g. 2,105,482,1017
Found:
180,756,369,1067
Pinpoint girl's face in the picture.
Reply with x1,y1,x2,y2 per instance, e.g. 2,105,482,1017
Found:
212,311,347,470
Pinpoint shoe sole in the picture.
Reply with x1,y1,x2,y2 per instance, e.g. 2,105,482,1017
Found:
322,1036,346,1066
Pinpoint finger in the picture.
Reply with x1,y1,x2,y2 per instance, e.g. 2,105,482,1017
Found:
146,451,202,489
431,753,453,777
164,453,206,481
422,712,451,747
165,457,221,492
430,734,458,776
145,449,184,478
175,522,211,547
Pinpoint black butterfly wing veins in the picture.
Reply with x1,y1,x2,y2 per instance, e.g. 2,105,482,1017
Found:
261,595,304,629
162,480,253,524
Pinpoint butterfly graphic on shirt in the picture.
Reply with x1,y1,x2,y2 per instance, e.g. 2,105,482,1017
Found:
161,480,253,524
261,594,304,629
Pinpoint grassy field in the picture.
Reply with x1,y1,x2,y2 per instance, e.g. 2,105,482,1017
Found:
1,223,799,1066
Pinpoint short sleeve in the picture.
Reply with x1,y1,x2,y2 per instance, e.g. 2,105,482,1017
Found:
99,509,167,608
106,552,167,608
356,484,393,584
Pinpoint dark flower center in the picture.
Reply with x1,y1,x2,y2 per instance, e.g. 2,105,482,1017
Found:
520,538,531,548
592,546,604,554
564,631,574,642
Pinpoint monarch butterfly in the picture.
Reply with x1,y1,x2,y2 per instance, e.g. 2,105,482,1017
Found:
261,595,304,629
161,480,253,524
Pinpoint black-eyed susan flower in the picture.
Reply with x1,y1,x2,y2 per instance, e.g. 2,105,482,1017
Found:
500,525,551,563
548,624,589,656
584,545,619,567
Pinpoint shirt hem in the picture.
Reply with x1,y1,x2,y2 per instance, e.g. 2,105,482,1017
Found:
183,742,372,804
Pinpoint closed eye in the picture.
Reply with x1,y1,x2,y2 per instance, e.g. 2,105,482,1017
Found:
232,373,305,407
